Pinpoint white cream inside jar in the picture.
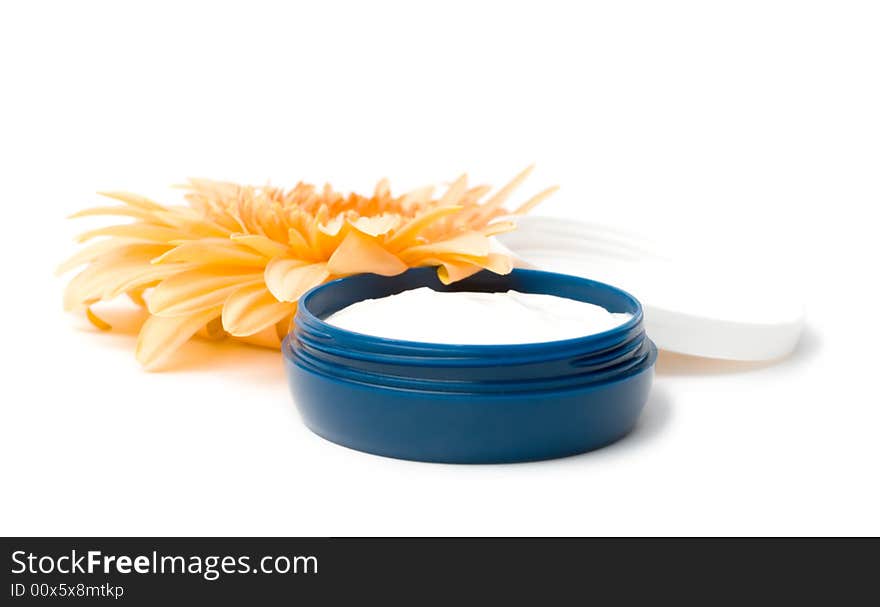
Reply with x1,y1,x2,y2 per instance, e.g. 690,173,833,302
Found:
324,287,632,345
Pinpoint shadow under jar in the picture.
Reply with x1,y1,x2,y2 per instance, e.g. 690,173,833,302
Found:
283,268,657,463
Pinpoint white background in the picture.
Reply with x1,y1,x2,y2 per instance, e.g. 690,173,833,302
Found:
1,1,878,536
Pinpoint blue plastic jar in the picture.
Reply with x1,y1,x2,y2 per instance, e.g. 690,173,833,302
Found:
283,268,656,463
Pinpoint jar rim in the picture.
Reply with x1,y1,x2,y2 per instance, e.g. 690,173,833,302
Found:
292,267,644,354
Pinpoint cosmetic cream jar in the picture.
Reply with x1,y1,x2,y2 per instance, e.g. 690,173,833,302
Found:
283,268,656,463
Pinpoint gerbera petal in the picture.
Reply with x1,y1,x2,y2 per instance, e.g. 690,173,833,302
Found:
514,185,560,215
231,234,291,258
196,317,226,341
438,174,468,206
86,307,112,331
374,178,391,199
286,228,313,259
400,231,490,260
317,215,345,236
470,252,514,275
70,206,162,222
326,230,407,277
128,288,147,308
152,209,232,238
481,221,517,237
152,241,268,266
413,252,513,284
57,238,151,275
76,224,187,244
480,165,534,214
62,245,179,310
136,306,222,370
431,252,514,275
264,258,330,302
236,323,286,349
350,213,401,237
221,283,297,336
104,264,190,301
436,260,483,284
148,269,263,317
400,185,435,209
384,205,463,250
461,184,492,203
97,191,167,211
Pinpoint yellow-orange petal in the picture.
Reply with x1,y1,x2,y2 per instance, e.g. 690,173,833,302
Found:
236,323,285,349
400,231,490,260
103,264,191,301
317,214,345,237
350,213,401,237
57,238,150,275
264,258,330,302
481,221,518,237
231,233,291,258
438,174,468,206
400,185,435,209
471,252,514,275
197,316,227,341
285,228,314,259
152,241,268,266
70,206,161,222
76,224,187,244
148,269,263,317
412,252,513,284
384,205,463,250
478,165,534,216
429,252,514,275
221,283,297,336
326,230,408,277
97,191,167,211
86,307,112,331
514,185,559,215
374,177,391,199
462,184,492,204
152,209,232,238
276,315,295,341
437,260,482,284
128,288,148,308
136,306,222,369
62,245,181,310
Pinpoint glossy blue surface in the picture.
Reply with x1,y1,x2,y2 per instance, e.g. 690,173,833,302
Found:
284,268,657,463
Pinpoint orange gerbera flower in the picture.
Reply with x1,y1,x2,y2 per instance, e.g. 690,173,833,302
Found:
60,167,556,369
